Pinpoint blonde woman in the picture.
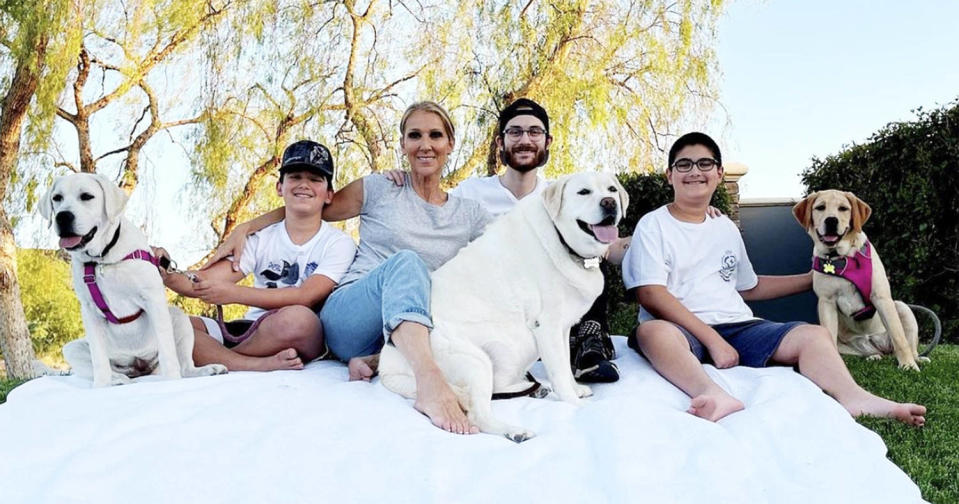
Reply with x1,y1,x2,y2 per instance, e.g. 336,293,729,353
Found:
209,102,491,434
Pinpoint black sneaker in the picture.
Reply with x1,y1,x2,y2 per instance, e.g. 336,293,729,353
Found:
570,320,619,383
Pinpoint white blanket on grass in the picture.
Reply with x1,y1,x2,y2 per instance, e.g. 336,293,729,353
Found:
0,337,926,504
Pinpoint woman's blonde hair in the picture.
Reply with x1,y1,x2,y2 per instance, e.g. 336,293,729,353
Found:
399,101,455,142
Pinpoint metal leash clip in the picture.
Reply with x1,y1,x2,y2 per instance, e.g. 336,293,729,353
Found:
158,255,199,283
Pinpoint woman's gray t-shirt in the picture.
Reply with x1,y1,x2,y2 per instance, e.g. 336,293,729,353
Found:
339,173,492,286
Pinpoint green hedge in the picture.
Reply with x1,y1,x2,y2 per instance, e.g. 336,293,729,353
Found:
800,99,959,343
605,172,731,335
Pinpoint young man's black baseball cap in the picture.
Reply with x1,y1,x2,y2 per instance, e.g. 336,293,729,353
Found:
280,140,334,187
498,98,550,135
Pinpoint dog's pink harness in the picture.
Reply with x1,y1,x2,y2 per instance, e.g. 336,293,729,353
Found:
812,241,876,321
83,249,160,325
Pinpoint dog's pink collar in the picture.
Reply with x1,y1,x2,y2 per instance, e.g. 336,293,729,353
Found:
83,249,161,325
812,241,875,321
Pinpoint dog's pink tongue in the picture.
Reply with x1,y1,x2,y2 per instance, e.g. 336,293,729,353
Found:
59,236,82,249
590,224,619,244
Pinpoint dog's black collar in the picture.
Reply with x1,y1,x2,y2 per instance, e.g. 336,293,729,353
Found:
554,224,600,269
95,224,122,258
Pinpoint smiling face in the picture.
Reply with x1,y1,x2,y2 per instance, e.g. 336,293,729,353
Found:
400,110,454,178
39,173,128,255
543,172,629,259
793,189,872,256
666,144,723,205
276,170,332,215
497,114,551,173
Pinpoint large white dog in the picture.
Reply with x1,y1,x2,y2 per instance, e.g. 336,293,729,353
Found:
40,173,227,386
379,172,628,442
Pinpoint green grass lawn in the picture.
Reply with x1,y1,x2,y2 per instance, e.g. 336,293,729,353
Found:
1,346,956,502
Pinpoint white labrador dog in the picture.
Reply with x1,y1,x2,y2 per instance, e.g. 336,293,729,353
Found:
379,172,628,442
793,190,924,370
40,173,227,386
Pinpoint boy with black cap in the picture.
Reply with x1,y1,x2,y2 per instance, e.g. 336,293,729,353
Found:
160,140,356,372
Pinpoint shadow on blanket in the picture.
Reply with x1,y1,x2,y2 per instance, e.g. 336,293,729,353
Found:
0,337,926,504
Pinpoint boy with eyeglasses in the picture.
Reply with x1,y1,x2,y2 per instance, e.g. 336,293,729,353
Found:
621,132,926,426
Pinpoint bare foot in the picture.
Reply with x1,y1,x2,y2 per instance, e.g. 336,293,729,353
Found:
842,394,926,427
348,354,379,381
687,390,745,422
252,348,304,371
413,368,478,435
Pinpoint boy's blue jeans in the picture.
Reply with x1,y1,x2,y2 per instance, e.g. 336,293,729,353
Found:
319,250,434,361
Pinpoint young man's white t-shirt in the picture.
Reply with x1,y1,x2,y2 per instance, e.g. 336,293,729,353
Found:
450,174,547,217
622,205,758,326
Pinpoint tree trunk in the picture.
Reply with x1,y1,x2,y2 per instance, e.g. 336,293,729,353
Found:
0,37,47,379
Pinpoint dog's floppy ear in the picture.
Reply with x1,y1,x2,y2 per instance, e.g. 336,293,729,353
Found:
792,192,817,229
846,191,872,233
91,173,128,221
543,175,568,220
611,174,629,216
38,179,58,222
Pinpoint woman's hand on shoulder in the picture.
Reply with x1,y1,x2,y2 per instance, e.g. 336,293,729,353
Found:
383,169,408,186
707,206,724,219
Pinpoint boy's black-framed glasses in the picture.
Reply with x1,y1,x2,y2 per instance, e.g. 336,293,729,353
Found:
671,157,719,172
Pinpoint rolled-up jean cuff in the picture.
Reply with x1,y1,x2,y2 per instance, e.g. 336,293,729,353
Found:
385,310,433,340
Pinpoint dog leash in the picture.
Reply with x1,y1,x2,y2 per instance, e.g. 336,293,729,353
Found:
158,256,272,345
84,249,162,324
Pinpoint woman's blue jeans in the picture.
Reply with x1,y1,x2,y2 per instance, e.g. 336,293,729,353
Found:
319,250,433,361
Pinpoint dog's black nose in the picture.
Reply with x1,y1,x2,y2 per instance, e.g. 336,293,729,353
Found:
600,197,617,215
824,216,839,234
55,211,75,233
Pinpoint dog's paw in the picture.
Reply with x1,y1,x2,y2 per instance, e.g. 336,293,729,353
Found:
574,383,593,398
503,428,536,443
918,356,931,363
897,360,920,371
199,363,228,376
110,372,133,385
866,354,882,361
531,385,552,399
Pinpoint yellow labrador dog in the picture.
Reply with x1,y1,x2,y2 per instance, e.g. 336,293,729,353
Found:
793,190,924,370
379,172,628,442
40,173,227,386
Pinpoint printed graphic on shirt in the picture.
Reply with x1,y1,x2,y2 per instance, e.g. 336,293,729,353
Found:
719,250,737,282
261,260,300,288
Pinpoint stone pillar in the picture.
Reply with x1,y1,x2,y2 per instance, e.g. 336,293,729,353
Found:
723,162,748,228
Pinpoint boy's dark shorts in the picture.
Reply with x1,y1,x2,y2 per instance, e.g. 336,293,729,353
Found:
629,319,807,368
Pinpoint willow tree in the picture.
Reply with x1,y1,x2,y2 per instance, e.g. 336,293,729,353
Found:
1,0,82,378
190,0,438,258
416,0,725,182
44,0,234,194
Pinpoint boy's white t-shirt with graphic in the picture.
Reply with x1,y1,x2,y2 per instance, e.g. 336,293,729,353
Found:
622,205,758,325
237,221,357,320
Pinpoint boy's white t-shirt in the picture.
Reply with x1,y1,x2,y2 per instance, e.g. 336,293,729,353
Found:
450,174,547,217
236,221,357,320
622,205,758,326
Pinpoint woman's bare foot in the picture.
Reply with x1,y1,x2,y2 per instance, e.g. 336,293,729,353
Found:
842,393,926,427
348,354,379,381
687,389,745,422
413,368,478,435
